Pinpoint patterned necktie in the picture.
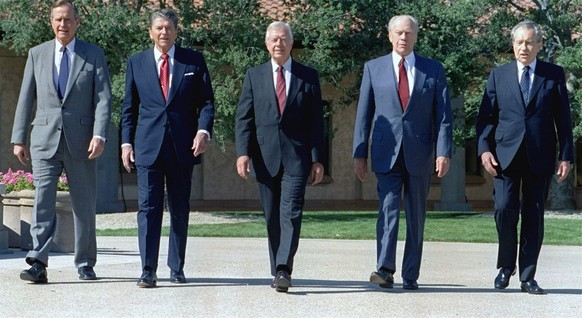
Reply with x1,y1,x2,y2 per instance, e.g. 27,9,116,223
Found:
276,66,286,114
160,53,169,101
520,65,530,104
398,58,409,111
58,47,69,100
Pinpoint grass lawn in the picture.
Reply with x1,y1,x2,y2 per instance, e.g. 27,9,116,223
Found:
96,211,582,246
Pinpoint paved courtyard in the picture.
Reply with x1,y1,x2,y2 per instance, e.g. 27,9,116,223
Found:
1,236,580,317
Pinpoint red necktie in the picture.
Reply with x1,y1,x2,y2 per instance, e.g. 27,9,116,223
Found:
398,58,409,111
276,66,286,114
160,53,169,101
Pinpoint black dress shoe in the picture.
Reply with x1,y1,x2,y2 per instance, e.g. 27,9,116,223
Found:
370,269,394,288
20,262,48,284
521,280,545,295
274,270,291,292
137,269,157,288
402,278,419,290
78,266,97,280
494,268,515,289
170,270,186,284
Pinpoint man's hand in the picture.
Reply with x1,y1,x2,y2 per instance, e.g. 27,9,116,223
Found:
354,157,367,182
556,160,571,183
192,132,209,157
310,162,324,185
236,155,251,180
435,156,450,178
480,151,498,177
121,145,135,173
88,138,105,159
13,144,30,166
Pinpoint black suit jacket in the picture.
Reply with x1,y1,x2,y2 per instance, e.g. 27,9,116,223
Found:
476,60,573,176
235,60,324,178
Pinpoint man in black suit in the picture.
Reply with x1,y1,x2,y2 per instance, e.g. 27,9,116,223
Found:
120,9,215,288
476,20,573,295
235,21,325,293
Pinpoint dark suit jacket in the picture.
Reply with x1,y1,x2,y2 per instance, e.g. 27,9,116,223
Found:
353,53,452,176
235,60,324,178
120,46,214,167
476,60,574,175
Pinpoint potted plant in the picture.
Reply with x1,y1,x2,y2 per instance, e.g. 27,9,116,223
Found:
0,169,73,252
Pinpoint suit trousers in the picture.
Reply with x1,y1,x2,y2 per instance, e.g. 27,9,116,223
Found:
29,133,97,268
136,128,193,272
493,143,551,282
375,149,431,280
256,166,308,276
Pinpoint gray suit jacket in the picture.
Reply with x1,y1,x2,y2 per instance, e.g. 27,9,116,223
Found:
11,39,111,160
353,53,452,176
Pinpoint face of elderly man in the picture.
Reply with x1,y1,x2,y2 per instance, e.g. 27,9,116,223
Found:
266,26,293,65
512,26,542,66
149,17,177,54
388,16,418,57
51,2,79,46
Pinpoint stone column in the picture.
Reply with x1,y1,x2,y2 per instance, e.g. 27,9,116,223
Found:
0,184,11,253
434,96,472,211
96,126,124,213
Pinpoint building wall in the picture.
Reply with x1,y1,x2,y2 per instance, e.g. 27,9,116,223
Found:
0,47,27,173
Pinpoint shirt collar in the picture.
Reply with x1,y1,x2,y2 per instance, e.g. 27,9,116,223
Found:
55,38,76,53
154,45,175,61
271,57,292,73
392,51,415,68
518,59,537,73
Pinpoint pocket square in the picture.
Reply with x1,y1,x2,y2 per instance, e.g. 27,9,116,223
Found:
184,72,194,76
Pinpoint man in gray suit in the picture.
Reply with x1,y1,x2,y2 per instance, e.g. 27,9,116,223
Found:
11,0,111,283
352,15,452,290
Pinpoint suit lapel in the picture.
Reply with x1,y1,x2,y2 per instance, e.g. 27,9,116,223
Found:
258,62,280,119
528,62,545,108
167,47,186,105
286,60,303,113
504,61,527,108
407,54,427,113
41,42,59,102
142,48,165,104
65,40,87,101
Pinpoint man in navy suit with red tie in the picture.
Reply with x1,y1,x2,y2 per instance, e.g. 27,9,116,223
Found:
476,20,573,295
353,15,452,290
120,8,214,288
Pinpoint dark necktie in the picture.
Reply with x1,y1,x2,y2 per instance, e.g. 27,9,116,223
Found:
58,47,69,100
160,53,169,101
520,66,530,104
398,58,409,111
276,66,286,114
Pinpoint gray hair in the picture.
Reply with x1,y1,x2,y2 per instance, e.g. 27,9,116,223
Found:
151,8,179,30
511,20,543,43
388,15,419,32
265,21,294,43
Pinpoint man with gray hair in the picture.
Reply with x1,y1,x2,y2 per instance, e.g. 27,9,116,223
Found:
353,15,452,290
121,8,215,288
476,20,573,294
235,21,325,293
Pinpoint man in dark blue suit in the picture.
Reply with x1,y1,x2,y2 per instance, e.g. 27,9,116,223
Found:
120,8,214,288
476,20,573,295
353,15,452,290
235,21,325,293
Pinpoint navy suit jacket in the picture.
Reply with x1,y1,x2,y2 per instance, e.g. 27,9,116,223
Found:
235,60,324,178
353,53,452,176
121,46,214,167
476,60,573,176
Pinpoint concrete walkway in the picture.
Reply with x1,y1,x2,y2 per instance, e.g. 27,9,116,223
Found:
0,237,580,317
